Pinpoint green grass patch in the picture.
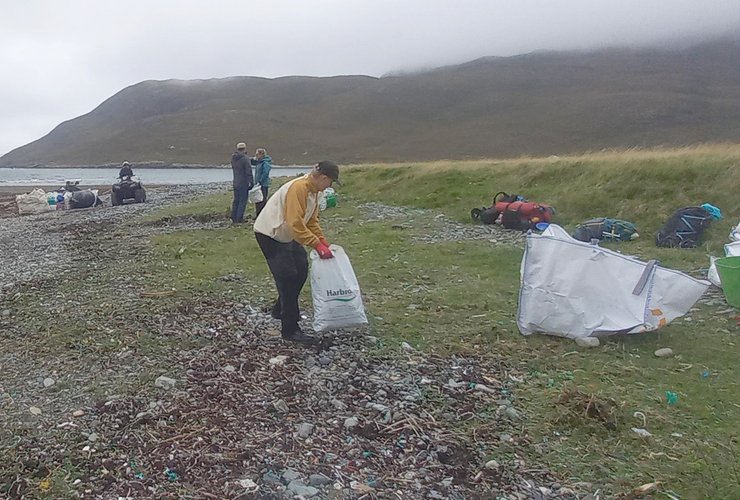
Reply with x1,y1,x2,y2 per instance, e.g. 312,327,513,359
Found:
139,190,233,221
343,149,740,252
145,148,740,499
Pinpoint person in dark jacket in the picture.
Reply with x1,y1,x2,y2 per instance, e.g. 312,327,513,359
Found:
231,142,254,223
251,148,272,216
118,161,134,179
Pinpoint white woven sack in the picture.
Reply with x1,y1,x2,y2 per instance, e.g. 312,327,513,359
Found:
310,245,368,332
248,184,264,204
16,188,52,215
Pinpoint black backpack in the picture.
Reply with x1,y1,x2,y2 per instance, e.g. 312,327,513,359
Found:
655,207,713,248
471,207,498,224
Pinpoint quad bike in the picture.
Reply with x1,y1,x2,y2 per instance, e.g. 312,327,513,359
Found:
111,176,146,206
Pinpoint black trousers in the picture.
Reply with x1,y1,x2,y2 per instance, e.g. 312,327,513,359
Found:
255,232,308,335
231,186,249,222
255,186,269,217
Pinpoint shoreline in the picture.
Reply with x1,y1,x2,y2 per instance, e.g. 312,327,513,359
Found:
0,183,171,200
0,185,112,196
0,183,217,217
0,165,307,170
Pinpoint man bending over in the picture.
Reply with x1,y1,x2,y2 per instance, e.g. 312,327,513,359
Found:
253,161,342,343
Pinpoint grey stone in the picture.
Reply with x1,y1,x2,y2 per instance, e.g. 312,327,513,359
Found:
287,480,318,497
273,399,290,413
282,469,301,482
262,471,282,485
42,377,55,388
504,407,522,421
154,376,176,390
1,309,10,317
344,416,359,429
365,402,388,412
330,398,347,410
297,422,314,438
485,459,500,469
654,348,674,358
88,432,98,442
318,356,332,367
500,434,512,442
575,337,600,348
305,356,317,369
309,474,331,486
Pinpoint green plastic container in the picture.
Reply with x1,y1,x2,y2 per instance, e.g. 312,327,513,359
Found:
716,256,740,308
325,192,337,208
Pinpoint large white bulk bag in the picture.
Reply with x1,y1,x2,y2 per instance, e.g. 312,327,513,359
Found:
725,241,740,257
310,245,368,332
517,225,709,339
16,188,53,215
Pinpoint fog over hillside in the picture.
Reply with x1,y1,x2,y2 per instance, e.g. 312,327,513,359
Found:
2,0,740,157
2,37,739,167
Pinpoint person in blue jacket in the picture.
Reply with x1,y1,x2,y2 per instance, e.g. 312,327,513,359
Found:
251,148,272,216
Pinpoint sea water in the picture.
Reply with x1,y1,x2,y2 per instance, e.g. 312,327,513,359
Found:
0,167,312,186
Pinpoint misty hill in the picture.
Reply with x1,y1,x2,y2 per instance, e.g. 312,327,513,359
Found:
3,38,740,167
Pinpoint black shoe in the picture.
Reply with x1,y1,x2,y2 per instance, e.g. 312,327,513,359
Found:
281,330,314,344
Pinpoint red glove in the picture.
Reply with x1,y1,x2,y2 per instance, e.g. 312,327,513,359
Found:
319,238,329,247
315,241,334,259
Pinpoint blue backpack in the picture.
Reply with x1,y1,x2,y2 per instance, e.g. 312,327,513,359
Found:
573,218,638,242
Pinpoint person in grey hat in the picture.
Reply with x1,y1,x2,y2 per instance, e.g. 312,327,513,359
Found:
253,160,342,343
230,142,254,223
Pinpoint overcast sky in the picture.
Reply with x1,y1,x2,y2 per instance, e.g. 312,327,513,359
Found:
1,0,739,157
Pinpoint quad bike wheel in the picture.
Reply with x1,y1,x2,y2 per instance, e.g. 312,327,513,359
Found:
110,190,121,206
134,188,146,203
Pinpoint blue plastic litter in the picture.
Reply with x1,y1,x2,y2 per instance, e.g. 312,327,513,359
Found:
701,203,723,220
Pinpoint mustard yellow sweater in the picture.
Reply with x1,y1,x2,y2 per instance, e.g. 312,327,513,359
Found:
253,175,325,247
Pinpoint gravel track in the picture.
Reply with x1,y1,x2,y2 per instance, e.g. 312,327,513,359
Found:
357,202,527,246
0,184,228,287
0,188,575,500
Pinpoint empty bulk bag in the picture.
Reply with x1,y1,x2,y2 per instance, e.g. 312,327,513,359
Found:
518,225,709,339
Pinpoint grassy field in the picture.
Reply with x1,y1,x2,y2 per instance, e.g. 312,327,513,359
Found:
148,146,740,499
